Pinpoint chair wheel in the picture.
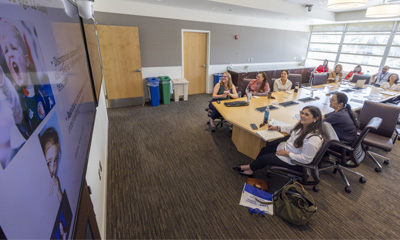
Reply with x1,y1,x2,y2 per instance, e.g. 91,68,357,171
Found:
345,186,351,193
375,167,382,173
384,159,389,165
333,169,337,174
207,121,209,125
313,186,319,192
359,177,366,183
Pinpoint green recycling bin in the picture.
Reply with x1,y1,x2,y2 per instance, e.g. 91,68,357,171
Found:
158,76,171,104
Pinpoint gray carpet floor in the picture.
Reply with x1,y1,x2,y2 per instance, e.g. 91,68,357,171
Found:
107,94,400,239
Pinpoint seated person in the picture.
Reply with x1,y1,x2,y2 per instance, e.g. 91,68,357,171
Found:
244,72,270,96
328,64,343,83
273,70,292,92
208,72,238,130
371,65,391,86
380,73,400,91
345,65,363,81
233,106,323,176
315,59,329,73
324,93,358,147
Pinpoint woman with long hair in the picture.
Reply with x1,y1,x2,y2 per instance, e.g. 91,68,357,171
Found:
315,59,329,73
345,65,363,81
245,72,270,96
380,73,400,91
328,64,343,83
233,106,324,176
208,72,238,131
273,70,292,92
324,93,358,146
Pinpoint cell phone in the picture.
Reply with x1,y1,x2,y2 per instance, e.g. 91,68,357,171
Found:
250,123,258,130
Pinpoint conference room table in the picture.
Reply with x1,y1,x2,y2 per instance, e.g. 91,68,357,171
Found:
212,82,400,159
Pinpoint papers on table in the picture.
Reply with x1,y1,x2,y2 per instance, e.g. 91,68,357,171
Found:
239,183,274,216
381,91,398,96
270,118,291,127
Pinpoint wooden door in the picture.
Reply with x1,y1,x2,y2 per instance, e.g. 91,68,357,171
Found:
183,32,207,95
97,25,144,107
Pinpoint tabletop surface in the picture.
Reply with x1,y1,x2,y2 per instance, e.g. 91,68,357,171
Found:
213,83,400,136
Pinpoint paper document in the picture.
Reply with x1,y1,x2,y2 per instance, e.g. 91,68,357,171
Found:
381,91,398,96
239,183,274,215
257,129,284,141
270,119,291,127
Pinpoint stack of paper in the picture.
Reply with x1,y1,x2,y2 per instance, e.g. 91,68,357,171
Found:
239,183,274,215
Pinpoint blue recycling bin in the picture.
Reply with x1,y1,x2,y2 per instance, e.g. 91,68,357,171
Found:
146,77,160,107
213,73,223,87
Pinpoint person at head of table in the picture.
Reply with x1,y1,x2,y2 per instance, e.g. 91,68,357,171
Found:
315,59,329,73
328,64,343,83
380,73,400,91
244,72,270,97
273,70,292,92
323,93,358,147
232,106,323,177
208,72,238,129
345,65,363,81
371,65,391,86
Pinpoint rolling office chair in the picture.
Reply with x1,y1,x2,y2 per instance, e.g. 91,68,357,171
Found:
322,117,382,193
312,73,329,85
288,74,302,89
267,122,339,192
358,101,400,172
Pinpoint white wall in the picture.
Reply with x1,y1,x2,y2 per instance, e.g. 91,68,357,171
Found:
85,83,109,239
94,0,311,32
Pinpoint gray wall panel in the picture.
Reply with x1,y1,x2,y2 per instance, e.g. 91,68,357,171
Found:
95,12,310,67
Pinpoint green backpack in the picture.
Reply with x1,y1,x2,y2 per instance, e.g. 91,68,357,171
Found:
274,182,317,226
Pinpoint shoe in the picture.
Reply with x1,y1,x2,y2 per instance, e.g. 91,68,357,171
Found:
232,165,242,172
239,171,253,178
205,107,210,112
209,119,216,132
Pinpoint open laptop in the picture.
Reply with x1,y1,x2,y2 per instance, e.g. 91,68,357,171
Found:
353,80,366,90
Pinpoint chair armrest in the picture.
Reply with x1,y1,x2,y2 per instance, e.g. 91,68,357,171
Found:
331,141,353,151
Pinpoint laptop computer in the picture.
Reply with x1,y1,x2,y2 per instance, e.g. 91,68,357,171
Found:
353,80,366,90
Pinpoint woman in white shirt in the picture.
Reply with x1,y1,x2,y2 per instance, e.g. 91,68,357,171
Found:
233,106,323,176
380,73,400,91
273,70,292,92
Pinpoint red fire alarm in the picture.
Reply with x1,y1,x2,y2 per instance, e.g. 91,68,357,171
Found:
235,35,239,40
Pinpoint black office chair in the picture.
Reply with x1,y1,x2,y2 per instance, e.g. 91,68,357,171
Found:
322,117,382,193
267,122,339,192
358,101,400,172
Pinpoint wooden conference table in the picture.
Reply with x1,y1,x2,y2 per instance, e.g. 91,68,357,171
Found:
212,83,400,159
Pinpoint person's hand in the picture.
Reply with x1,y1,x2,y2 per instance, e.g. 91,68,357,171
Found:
224,90,230,95
276,149,290,156
268,124,277,130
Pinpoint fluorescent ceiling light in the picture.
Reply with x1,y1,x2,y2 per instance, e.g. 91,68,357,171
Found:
327,0,368,9
365,4,400,17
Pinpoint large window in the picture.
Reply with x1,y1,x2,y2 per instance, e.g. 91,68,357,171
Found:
305,24,343,69
387,24,400,73
306,21,398,76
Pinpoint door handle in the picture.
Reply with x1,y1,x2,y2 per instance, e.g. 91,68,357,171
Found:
135,68,142,72
202,64,206,68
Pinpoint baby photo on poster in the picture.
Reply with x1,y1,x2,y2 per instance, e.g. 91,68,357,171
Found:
0,18,56,170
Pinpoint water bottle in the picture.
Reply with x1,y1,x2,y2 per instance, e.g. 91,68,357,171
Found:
366,71,370,76
247,92,252,103
294,82,299,93
238,91,242,98
264,105,270,124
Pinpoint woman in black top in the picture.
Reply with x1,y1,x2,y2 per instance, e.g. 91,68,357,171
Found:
324,92,358,145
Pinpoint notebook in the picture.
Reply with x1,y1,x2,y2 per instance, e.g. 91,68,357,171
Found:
255,105,278,112
279,101,299,107
224,101,249,107
298,97,317,102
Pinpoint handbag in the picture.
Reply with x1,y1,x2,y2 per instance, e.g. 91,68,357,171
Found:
274,182,317,226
